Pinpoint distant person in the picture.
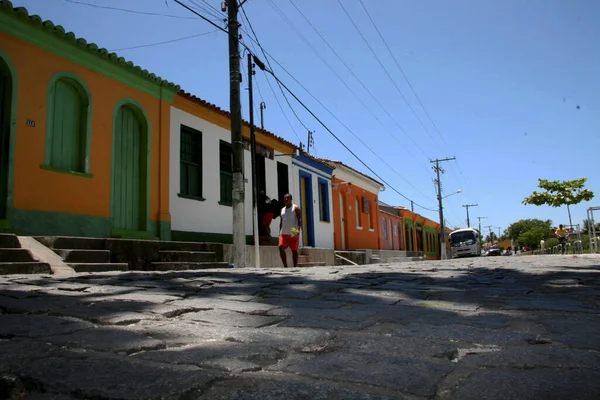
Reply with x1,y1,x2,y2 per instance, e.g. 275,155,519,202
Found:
261,197,282,240
279,193,302,268
555,224,569,254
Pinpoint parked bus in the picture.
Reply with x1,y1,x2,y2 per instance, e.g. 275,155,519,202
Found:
448,228,482,258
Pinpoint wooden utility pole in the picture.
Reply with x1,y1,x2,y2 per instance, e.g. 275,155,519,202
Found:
462,204,478,228
248,54,260,268
227,0,245,267
431,157,456,260
477,216,486,236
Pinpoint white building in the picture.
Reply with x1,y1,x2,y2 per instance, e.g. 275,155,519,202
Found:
169,92,297,243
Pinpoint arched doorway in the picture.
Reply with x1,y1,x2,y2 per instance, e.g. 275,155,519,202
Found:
0,56,14,220
111,101,149,235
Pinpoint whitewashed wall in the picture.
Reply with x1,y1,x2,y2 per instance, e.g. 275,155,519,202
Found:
170,106,292,237
291,159,335,249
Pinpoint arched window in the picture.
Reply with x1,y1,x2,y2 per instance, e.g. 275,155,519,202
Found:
45,73,91,174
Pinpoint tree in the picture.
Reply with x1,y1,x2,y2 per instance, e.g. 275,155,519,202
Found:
506,219,553,244
582,218,600,234
522,178,595,228
518,227,547,249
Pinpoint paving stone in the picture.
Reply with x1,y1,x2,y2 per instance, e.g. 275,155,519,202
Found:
174,298,279,313
283,352,451,397
198,372,407,400
439,368,600,400
268,307,377,321
16,350,219,400
43,326,166,354
257,297,345,309
277,316,375,330
0,314,95,338
182,309,284,328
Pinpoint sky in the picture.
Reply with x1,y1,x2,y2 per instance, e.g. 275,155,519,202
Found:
10,0,600,235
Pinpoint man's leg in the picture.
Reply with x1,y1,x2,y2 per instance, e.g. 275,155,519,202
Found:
279,246,288,267
290,235,300,267
292,250,299,267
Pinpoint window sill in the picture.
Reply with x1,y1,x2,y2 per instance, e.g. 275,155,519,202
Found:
356,226,363,230
369,228,375,232
178,193,205,202
218,201,233,207
319,219,331,224
40,164,93,178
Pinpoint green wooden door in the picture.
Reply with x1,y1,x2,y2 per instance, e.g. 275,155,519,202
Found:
111,105,146,233
0,60,12,219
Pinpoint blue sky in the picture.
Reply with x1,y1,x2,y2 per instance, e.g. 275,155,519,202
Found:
12,0,600,235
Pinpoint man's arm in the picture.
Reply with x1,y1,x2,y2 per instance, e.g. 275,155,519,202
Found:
295,206,302,230
279,208,283,233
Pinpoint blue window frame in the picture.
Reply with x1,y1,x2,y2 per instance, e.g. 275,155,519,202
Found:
318,178,330,222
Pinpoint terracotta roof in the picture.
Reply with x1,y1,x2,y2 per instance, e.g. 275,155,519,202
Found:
178,90,298,150
0,1,181,91
319,159,384,187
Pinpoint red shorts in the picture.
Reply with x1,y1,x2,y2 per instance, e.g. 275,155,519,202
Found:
279,234,299,251
262,212,274,226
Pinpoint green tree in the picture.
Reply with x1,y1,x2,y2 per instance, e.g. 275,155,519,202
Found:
582,218,600,234
506,219,553,245
518,227,547,249
522,178,595,228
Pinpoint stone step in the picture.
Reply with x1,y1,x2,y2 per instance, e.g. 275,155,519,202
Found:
0,233,20,249
158,250,216,263
0,248,35,262
157,241,212,252
0,262,52,275
55,249,111,263
297,261,327,267
67,263,129,273
51,236,106,250
150,262,231,271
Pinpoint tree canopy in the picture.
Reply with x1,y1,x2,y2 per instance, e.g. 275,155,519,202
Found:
506,219,553,242
523,178,594,208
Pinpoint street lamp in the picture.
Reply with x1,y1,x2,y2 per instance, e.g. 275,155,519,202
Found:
438,189,462,260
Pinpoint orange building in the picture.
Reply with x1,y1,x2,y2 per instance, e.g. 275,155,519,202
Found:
378,202,402,250
0,3,178,238
322,160,384,250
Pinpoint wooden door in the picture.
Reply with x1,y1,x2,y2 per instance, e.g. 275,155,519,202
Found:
111,105,146,232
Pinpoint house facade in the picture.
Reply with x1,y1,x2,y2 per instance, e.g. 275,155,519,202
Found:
325,160,383,250
0,2,177,239
169,92,297,243
290,153,334,248
378,202,403,250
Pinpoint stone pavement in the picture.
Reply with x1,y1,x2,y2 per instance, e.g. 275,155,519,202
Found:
1,255,600,399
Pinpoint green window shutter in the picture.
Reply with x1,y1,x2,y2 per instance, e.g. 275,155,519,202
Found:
219,141,233,205
179,125,202,198
49,78,87,172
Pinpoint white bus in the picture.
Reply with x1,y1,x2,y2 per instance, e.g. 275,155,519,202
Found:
448,228,482,258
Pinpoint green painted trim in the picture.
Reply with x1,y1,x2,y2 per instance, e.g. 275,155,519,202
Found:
177,193,205,202
0,219,12,231
7,207,110,237
0,4,179,101
0,48,17,213
111,228,154,240
158,220,171,241
43,71,93,173
110,98,151,234
172,230,254,245
40,164,93,178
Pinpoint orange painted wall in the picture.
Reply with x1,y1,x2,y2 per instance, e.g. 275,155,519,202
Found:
332,177,380,250
1,32,170,222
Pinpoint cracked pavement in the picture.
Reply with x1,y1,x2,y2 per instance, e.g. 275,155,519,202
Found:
1,255,600,399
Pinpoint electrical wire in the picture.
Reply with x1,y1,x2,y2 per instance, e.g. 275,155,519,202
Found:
65,0,199,19
109,30,218,52
173,0,437,212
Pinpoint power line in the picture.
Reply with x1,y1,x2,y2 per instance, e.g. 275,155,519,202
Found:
239,3,309,139
335,0,440,148
109,29,218,51
173,0,437,212
188,0,223,21
64,0,199,19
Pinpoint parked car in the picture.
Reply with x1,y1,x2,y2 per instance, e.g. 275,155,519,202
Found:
487,246,502,256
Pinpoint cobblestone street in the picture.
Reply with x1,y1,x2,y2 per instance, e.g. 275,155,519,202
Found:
1,255,600,399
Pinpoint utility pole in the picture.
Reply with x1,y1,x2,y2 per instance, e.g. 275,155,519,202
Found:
431,157,456,260
248,54,260,268
307,131,314,154
476,216,487,237
497,226,501,239
410,200,414,213
226,0,245,267
259,101,266,130
485,225,493,245
462,204,478,228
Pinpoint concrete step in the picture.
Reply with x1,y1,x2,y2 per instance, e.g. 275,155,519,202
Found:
0,262,52,275
0,233,20,248
297,261,327,267
51,236,106,250
150,262,231,271
67,263,129,273
0,248,35,262
157,241,211,252
54,249,111,263
158,250,216,263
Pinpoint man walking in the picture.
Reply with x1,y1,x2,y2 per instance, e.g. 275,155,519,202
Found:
279,193,302,268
